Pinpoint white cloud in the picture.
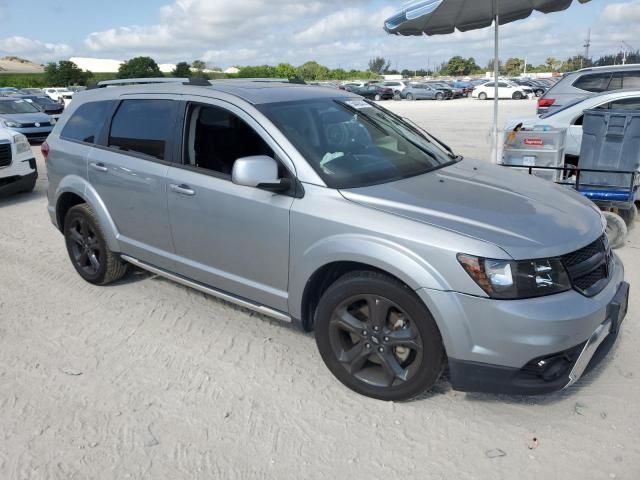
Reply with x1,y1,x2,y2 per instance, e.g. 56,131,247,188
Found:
602,1,640,25
0,36,73,62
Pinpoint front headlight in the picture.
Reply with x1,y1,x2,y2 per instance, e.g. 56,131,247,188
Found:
13,134,31,155
50,117,57,124
458,254,571,299
4,121,23,128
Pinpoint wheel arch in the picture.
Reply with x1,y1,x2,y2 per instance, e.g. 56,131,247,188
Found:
291,236,448,331
54,176,120,251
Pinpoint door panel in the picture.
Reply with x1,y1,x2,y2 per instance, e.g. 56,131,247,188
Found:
87,148,174,270
167,167,293,312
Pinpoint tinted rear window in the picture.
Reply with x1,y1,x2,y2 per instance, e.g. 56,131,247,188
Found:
573,73,612,92
61,101,113,144
108,99,176,160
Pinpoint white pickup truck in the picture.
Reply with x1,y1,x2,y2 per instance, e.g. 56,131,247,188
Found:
0,127,37,198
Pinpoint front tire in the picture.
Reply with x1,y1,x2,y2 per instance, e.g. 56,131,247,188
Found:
64,204,128,285
619,204,637,229
513,91,523,100
315,271,445,401
374,94,382,101
405,93,414,101
603,211,628,249
435,92,444,101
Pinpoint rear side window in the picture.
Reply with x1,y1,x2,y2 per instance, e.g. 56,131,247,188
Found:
622,72,640,89
573,73,612,92
61,101,112,144
610,97,640,110
108,99,176,160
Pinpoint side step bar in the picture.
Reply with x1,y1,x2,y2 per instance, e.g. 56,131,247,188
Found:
120,255,292,323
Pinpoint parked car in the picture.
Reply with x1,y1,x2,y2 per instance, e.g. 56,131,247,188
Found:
401,82,447,100
508,89,640,158
381,80,409,96
452,80,474,96
537,64,640,114
472,81,530,100
344,84,394,100
43,87,74,106
0,126,37,197
0,98,55,142
0,87,20,95
17,95,65,118
513,80,546,97
46,79,627,401
424,81,457,98
19,88,44,95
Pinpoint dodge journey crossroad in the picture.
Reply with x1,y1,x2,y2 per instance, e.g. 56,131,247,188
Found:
45,79,629,400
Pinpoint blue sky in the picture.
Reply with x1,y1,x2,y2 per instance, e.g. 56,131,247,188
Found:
0,0,637,69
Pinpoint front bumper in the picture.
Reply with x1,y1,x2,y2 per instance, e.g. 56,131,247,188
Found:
416,253,627,395
11,126,53,142
0,162,37,198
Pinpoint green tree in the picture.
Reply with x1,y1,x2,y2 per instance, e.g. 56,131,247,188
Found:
44,60,92,86
561,55,591,72
172,62,192,77
296,61,330,80
544,57,561,72
440,56,480,76
237,65,277,78
368,57,391,75
504,57,524,75
191,60,206,71
117,56,163,79
275,63,297,79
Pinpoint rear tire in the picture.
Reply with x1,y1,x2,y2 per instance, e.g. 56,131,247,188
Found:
603,211,628,249
478,92,487,100
315,271,445,401
64,204,128,285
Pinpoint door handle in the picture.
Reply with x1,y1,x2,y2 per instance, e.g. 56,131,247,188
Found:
90,162,108,172
170,184,196,196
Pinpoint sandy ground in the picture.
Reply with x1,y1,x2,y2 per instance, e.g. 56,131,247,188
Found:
0,98,638,480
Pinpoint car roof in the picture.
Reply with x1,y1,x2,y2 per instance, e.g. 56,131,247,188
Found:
576,63,640,73
78,80,355,105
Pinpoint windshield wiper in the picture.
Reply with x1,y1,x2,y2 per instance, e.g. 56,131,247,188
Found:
400,116,460,159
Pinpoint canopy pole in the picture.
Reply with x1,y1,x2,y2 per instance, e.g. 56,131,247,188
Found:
493,0,500,164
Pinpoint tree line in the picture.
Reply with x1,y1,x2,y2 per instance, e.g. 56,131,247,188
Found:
2,49,638,89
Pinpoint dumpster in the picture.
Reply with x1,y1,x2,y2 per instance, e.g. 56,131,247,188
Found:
579,108,640,189
501,127,567,182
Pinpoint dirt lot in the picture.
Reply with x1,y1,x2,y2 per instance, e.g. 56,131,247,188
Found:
1,98,638,479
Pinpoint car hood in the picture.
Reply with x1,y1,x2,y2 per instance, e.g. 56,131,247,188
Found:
0,112,51,124
340,158,604,259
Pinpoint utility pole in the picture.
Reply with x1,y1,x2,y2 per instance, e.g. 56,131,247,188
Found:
583,28,591,64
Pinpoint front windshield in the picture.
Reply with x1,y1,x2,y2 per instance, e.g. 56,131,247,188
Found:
0,99,40,114
258,97,457,189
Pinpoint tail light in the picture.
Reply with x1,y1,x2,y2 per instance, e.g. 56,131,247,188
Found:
41,141,50,162
538,98,555,108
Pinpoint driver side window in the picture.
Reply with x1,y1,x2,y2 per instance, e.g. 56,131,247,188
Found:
183,103,274,176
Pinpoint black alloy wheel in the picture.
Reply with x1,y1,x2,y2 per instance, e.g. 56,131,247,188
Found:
315,271,445,401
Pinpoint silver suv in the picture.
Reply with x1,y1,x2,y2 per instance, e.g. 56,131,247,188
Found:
538,64,640,114
45,79,629,401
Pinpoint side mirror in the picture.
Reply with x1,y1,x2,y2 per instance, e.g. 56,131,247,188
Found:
232,155,291,193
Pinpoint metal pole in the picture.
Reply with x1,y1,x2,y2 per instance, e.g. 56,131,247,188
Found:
493,0,500,163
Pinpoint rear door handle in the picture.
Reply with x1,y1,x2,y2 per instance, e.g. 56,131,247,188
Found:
170,184,196,196
90,162,108,172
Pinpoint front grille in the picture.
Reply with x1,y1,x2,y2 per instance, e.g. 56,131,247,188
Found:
561,235,610,296
0,142,11,167
18,121,51,128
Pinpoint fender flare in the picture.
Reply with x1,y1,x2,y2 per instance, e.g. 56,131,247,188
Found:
55,175,121,252
289,234,450,320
